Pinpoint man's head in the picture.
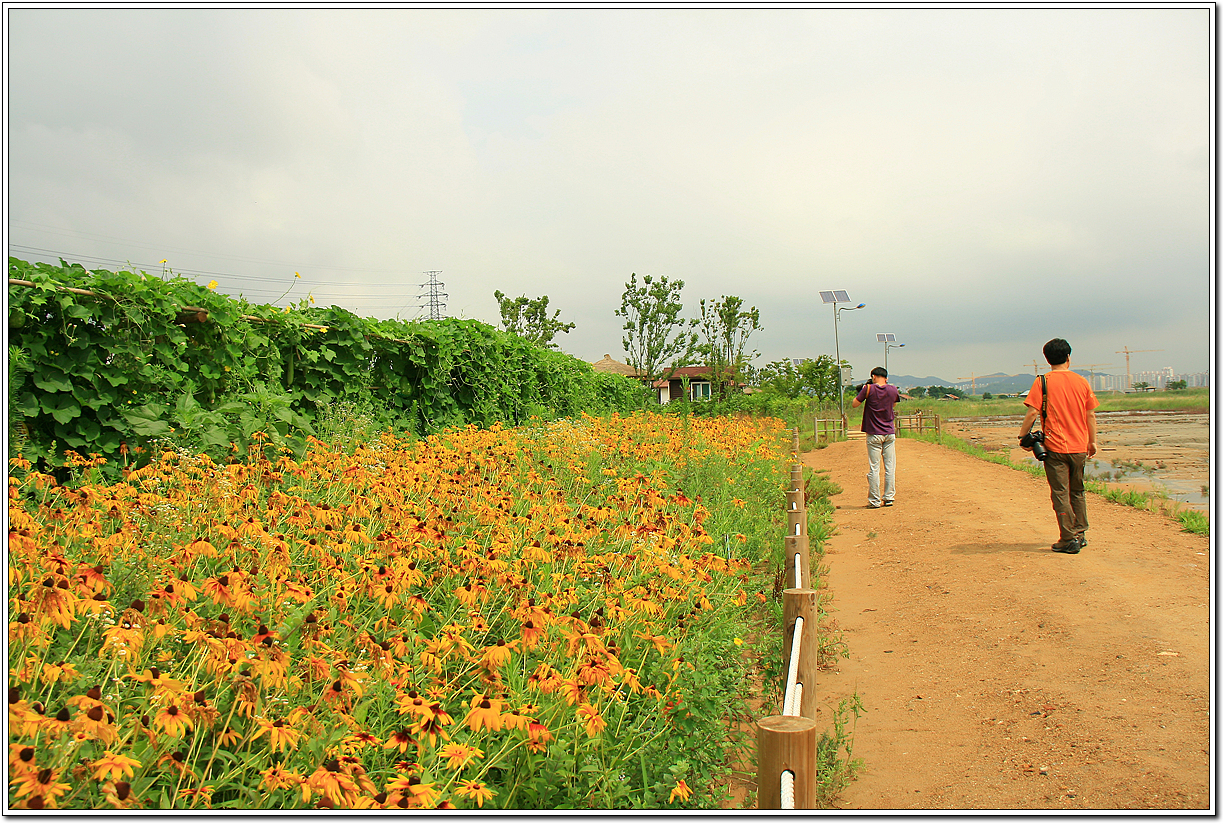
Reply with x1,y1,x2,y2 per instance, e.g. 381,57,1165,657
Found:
1043,338,1072,366
870,366,888,383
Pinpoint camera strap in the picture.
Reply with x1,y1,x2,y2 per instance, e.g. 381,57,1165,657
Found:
1039,374,1048,430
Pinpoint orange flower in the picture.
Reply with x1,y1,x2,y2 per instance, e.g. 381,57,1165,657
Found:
91,751,142,782
260,765,304,793
463,695,503,733
576,702,607,738
669,779,693,803
438,743,483,770
383,729,415,753
250,717,302,752
12,766,71,802
525,720,553,753
455,779,495,807
153,704,193,737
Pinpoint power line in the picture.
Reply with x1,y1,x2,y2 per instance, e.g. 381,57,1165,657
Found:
7,244,414,298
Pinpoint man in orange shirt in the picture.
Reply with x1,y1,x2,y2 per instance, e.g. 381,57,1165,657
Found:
1018,338,1099,554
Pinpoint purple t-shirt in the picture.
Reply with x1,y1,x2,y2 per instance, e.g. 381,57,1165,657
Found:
855,382,900,435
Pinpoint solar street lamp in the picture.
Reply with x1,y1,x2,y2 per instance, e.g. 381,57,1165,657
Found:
821,291,864,425
876,334,904,372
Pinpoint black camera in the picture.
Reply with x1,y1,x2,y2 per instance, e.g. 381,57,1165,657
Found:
1020,429,1048,462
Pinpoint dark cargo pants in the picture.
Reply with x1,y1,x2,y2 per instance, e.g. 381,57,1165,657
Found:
1044,451,1088,543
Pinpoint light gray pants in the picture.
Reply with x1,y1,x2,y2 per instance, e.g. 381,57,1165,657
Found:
866,434,896,507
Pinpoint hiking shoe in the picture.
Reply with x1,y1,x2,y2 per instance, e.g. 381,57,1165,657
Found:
1051,538,1081,554
883,500,894,507
1077,535,1087,547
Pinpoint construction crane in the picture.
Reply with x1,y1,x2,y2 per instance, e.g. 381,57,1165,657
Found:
1028,360,1045,376
1114,347,1164,391
1075,363,1114,391
956,373,980,394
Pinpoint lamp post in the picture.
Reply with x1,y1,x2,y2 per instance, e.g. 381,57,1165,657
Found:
884,342,904,372
876,333,904,372
821,292,865,426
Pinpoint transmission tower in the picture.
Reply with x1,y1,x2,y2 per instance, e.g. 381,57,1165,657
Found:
417,271,447,320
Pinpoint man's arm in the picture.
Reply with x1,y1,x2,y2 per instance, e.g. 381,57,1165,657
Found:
851,384,867,409
1018,407,1040,442
1086,410,1097,458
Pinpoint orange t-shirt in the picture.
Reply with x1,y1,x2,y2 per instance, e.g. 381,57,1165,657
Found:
1024,370,1099,453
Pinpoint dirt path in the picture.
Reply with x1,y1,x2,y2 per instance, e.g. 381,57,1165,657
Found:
808,437,1211,811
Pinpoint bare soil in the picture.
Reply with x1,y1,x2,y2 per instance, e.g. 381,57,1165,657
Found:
944,411,1210,510
809,437,1211,811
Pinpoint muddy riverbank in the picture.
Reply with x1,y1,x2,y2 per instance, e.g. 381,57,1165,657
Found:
943,411,1210,512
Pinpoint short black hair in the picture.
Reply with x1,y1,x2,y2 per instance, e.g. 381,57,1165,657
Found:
870,366,887,379
1043,338,1072,365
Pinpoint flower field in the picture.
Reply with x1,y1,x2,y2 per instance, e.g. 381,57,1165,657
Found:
7,411,789,809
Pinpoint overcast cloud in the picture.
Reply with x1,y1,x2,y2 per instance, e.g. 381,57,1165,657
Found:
5,5,1212,383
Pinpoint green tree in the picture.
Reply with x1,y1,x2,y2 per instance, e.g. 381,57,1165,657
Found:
906,386,926,399
1166,379,1187,390
494,291,576,349
1132,381,1151,392
615,273,697,404
758,356,840,401
696,296,762,400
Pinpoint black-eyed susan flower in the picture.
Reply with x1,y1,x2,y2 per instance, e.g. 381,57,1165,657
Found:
576,702,607,737
438,743,483,770
90,751,141,782
250,717,301,752
462,694,503,733
455,779,495,808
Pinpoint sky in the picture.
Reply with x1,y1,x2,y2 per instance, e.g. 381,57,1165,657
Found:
4,4,1213,385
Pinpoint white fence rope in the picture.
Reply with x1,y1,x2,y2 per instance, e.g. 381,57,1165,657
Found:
782,616,804,715
780,770,796,810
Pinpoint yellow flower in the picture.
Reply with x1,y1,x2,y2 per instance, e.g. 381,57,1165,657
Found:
733,637,743,646
438,743,483,771
250,717,302,752
669,779,692,803
463,695,503,733
91,751,142,782
455,779,495,807
576,702,606,738
294,271,301,278
207,280,218,290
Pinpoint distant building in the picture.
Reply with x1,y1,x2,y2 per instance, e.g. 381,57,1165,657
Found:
590,354,641,379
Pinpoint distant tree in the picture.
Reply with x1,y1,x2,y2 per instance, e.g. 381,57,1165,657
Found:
982,392,993,400
494,291,575,349
696,296,762,400
758,356,840,401
926,385,963,399
1132,381,1151,392
1166,379,1188,390
615,273,697,404
906,386,926,399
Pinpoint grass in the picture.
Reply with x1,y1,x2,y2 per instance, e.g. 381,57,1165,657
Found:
851,386,1210,422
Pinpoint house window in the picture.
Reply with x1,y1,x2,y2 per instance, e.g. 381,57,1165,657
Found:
690,382,712,401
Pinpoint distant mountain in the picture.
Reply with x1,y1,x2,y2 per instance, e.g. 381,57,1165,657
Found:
890,370,1102,395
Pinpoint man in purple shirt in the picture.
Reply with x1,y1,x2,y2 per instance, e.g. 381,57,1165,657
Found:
851,366,901,508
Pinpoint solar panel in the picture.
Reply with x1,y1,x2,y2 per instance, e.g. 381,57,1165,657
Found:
819,290,851,304
877,333,896,342
819,291,836,303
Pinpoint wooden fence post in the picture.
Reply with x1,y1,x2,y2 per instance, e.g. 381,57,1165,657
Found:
783,587,819,720
783,533,811,591
756,715,818,809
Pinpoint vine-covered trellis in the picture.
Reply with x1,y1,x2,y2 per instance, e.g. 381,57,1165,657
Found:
8,257,640,472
